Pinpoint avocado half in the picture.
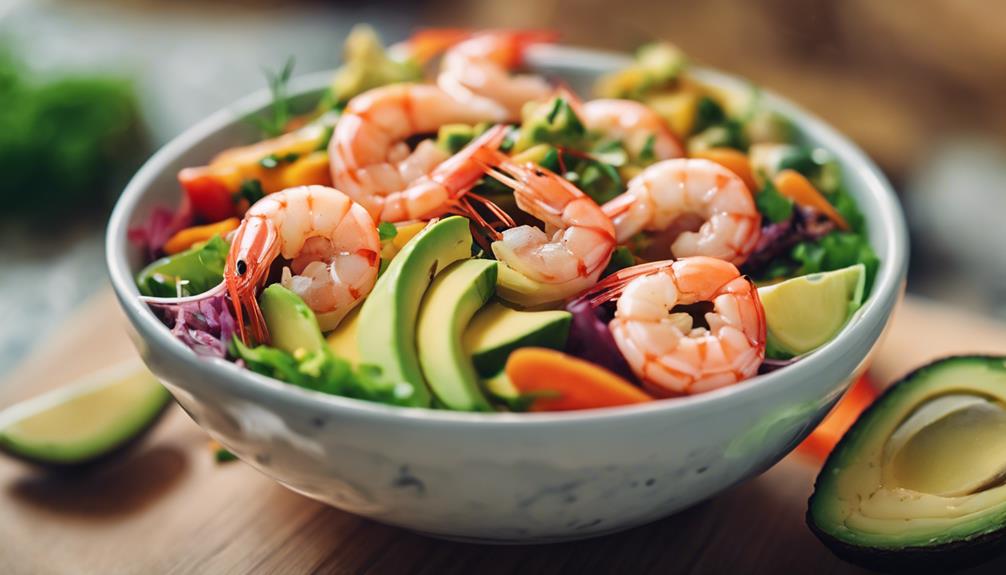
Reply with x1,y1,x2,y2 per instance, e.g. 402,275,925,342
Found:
808,356,1006,573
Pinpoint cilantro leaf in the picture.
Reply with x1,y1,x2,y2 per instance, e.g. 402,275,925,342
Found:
378,221,398,242
235,179,265,205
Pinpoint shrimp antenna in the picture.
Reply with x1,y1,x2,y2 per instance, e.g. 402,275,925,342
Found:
467,191,516,228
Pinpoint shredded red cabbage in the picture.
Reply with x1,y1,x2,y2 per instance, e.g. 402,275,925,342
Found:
127,197,194,260
146,291,236,358
564,295,640,384
742,205,835,274
758,357,800,374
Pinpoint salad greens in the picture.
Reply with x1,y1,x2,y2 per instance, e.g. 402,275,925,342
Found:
231,339,420,407
136,235,228,298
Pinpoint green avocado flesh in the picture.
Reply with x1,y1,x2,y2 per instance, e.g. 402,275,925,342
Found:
416,259,497,411
356,216,473,407
0,361,169,465
260,284,326,355
809,356,1006,570
326,305,362,367
463,301,572,377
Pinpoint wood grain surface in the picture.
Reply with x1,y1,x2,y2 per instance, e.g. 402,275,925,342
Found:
2,288,1006,574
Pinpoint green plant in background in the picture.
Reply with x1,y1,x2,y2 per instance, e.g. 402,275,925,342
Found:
0,47,144,221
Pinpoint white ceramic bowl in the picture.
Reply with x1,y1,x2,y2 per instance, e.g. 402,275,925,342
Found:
106,45,908,543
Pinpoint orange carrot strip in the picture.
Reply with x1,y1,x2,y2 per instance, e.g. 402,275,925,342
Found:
773,169,850,230
796,374,877,461
505,348,653,412
692,147,758,193
163,217,240,255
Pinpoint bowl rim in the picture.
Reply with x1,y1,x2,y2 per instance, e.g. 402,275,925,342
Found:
106,45,909,428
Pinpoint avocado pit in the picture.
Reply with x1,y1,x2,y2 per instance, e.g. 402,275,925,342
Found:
884,394,1006,498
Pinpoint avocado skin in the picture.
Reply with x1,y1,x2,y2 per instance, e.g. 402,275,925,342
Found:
807,516,1006,574
0,398,171,471
806,355,1006,574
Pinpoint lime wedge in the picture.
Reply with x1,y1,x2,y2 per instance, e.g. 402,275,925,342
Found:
0,360,170,466
758,264,866,358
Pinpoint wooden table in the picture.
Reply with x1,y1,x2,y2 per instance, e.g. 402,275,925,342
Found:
3,289,1006,574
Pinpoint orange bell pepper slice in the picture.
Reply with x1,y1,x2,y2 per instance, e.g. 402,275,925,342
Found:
163,217,240,255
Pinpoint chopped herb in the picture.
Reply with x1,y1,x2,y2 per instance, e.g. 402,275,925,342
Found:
235,179,265,205
545,97,563,123
248,56,296,138
693,97,726,135
315,124,335,152
258,152,300,169
378,221,398,242
638,134,657,163
215,448,238,463
591,139,629,167
755,177,794,223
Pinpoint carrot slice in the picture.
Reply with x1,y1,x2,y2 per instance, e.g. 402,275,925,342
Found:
796,374,877,461
691,147,758,193
773,169,849,230
163,217,240,255
505,348,653,411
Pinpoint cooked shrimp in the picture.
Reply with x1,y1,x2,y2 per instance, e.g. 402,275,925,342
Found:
587,257,766,396
225,185,380,342
329,83,509,221
602,158,761,265
438,31,554,119
478,150,616,302
581,99,684,162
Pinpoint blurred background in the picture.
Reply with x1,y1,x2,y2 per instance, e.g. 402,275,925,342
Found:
2,0,1005,375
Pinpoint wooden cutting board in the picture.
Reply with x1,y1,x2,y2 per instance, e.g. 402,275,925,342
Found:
2,288,1006,574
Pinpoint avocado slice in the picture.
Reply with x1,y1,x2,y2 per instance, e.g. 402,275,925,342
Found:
260,284,326,355
463,301,571,377
808,356,1006,572
0,360,170,466
416,259,497,411
326,305,362,367
356,216,473,406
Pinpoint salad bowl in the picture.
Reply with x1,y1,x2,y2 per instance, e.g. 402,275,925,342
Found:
106,44,908,542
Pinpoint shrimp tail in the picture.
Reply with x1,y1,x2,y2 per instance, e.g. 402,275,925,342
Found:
601,191,636,220
503,30,560,66
401,28,473,63
584,260,675,307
